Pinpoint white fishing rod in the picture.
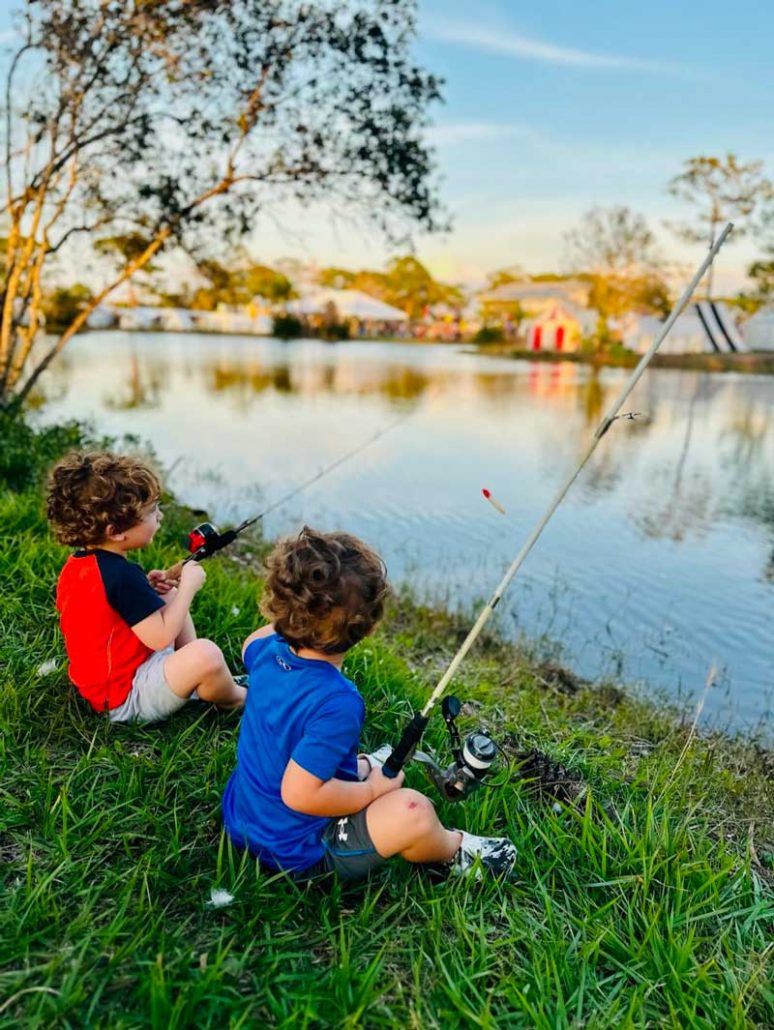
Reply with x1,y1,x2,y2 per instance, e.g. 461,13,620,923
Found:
383,222,734,778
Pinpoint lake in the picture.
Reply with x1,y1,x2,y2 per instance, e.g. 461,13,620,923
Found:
35,331,774,737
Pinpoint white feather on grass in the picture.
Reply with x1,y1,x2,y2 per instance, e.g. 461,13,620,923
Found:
207,887,235,908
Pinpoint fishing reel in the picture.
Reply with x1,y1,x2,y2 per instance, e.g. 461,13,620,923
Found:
165,518,249,580
185,521,238,561
413,696,498,802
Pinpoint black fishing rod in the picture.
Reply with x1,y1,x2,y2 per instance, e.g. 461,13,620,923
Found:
383,224,734,782
163,414,410,580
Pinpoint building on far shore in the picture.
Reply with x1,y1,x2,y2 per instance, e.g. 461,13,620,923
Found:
478,279,591,318
475,279,596,350
86,303,272,335
520,301,597,352
287,287,409,336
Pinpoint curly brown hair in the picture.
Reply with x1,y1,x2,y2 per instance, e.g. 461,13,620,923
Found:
46,451,161,547
261,526,390,655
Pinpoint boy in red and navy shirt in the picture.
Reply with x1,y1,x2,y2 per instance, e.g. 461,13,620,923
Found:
47,451,246,723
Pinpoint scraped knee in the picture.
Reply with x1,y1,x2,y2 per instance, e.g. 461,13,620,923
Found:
400,788,437,835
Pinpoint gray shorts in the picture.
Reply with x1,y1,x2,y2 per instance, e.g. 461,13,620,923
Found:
316,808,387,882
109,647,188,724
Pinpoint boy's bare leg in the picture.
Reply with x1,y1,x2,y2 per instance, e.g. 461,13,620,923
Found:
160,589,196,648
365,788,462,864
163,639,246,708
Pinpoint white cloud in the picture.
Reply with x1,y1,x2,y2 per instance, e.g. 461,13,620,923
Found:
425,122,528,146
426,22,680,74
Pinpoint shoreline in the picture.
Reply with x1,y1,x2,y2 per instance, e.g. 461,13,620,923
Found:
470,342,774,375
80,326,774,375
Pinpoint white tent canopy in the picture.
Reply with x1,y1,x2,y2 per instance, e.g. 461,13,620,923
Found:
623,302,747,355
746,308,774,352
288,288,408,322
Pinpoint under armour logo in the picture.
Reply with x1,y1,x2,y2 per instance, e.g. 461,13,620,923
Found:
275,655,291,671
336,818,349,843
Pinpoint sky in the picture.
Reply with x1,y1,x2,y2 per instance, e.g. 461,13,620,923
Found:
409,0,774,289
2,1,773,291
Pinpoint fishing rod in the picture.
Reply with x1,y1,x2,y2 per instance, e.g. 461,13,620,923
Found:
383,223,734,785
162,413,410,580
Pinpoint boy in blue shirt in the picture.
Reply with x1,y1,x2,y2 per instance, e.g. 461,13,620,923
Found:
223,526,517,882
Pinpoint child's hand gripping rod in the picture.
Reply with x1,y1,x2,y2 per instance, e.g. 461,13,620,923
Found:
383,223,734,778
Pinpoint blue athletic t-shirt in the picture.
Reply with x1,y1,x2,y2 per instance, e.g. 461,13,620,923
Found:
222,632,365,873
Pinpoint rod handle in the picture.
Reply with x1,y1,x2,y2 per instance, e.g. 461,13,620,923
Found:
163,559,185,581
383,713,429,778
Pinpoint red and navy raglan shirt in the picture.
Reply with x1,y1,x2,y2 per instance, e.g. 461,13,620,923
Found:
56,550,165,712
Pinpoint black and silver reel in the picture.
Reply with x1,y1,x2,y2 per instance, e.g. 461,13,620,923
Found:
414,695,498,801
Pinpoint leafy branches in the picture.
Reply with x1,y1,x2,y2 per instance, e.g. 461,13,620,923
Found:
666,154,772,299
0,0,444,407
564,206,670,325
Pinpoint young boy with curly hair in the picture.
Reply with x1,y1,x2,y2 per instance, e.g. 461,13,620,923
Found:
47,451,246,723
222,526,517,882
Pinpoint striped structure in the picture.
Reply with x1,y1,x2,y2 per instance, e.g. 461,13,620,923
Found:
693,301,747,353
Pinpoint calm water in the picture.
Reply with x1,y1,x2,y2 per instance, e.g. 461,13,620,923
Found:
36,332,774,736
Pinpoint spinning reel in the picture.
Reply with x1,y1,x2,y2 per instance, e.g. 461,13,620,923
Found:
413,695,498,801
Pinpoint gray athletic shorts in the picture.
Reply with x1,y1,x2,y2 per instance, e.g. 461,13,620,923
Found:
316,808,387,882
108,646,187,724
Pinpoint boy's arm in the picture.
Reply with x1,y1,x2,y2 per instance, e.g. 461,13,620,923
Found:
132,564,205,650
281,759,404,817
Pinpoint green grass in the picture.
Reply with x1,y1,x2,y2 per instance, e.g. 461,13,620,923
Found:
1,417,773,1028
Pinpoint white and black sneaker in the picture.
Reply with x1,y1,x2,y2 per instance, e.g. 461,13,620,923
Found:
358,744,394,779
450,830,517,881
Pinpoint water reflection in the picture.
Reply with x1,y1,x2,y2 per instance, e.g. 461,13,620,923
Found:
104,352,164,411
203,356,434,404
34,331,774,735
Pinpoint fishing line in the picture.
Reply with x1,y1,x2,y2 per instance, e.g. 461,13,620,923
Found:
164,411,412,578
383,223,735,778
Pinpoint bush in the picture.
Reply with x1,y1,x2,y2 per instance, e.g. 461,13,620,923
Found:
272,314,304,340
0,409,93,492
473,325,505,344
319,320,350,342
41,283,94,334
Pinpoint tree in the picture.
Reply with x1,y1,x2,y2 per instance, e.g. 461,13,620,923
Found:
734,259,774,316
485,265,524,291
94,233,161,305
379,256,462,319
738,200,774,312
317,256,461,319
317,267,358,290
565,206,660,279
189,257,293,309
563,206,671,332
41,282,93,333
243,264,293,304
666,154,772,299
0,0,444,407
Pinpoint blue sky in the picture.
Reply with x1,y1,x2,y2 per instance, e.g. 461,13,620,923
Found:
3,1,772,289
410,0,774,287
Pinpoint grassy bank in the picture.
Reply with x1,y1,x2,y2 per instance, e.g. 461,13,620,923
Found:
1,414,773,1028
